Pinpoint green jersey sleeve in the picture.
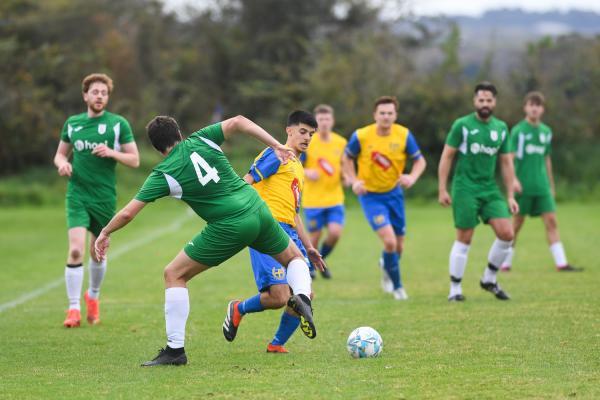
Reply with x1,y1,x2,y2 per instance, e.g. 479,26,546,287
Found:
445,119,463,148
192,123,225,146
546,131,552,156
509,126,518,153
60,119,71,143
135,171,170,203
499,123,511,154
119,117,135,144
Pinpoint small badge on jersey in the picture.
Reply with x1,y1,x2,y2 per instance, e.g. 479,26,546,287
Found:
490,130,498,141
98,124,107,135
272,267,285,280
539,133,546,143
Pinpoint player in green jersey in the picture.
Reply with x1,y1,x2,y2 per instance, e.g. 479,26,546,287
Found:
501,91,582,272
53,73,139,328
94,115,323,366
438,82,519,302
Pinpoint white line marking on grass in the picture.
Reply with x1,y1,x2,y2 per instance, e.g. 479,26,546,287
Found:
0,212,193,314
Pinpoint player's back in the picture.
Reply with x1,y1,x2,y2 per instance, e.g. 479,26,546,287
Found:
147,125,263,222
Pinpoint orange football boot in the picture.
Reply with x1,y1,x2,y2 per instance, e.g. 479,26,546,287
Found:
85,292,100,325
266,343,289,353
63,309,81,328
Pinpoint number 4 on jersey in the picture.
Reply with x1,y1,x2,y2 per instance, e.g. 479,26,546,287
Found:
190,152,220,185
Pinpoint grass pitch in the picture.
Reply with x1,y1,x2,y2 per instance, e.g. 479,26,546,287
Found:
0,200,598,399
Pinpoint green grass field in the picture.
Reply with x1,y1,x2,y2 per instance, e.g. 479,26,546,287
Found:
1,200,598,399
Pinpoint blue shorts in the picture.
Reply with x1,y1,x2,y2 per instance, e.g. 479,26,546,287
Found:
358,187,406,236
249,222,309,291
304,205,345,232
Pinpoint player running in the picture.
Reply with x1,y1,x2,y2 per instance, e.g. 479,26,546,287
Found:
501,91,582,272
222,110,322,354
342,96,426,300
300,104,347,279
438,82,518,302
53,73,139,328
94,115,321,366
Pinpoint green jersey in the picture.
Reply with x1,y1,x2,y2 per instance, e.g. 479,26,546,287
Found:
135,123,263,222
60,111,135,203
510,120,552,195
446,113,510,190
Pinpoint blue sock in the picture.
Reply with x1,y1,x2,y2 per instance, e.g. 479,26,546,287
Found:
238,294,264,315
271,311,300,346
383,251,402,289
320,243,334,259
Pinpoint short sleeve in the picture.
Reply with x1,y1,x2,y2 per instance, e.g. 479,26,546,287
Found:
249,148,281,182
193,123,225,146
405,132,422,159
118,118,135,144
546,131,552,156
60,120,71,143
135,171,170,203
499,124,511,154
445,120,462,148
345,131,361,157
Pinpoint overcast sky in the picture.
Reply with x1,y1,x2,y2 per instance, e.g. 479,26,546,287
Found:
164,0,600,17
406,0,600,16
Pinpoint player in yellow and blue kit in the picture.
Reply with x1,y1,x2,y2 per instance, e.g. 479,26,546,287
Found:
300,104,347,279
342,96,426,300
222,111,324,353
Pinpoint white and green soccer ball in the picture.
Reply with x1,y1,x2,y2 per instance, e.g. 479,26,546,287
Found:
346,326,383,358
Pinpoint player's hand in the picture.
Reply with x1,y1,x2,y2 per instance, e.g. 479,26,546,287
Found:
438,190,452,207
513,178,522,194
272,143,295,165
92,144,115,158
57,162,72,177
352,180,367,195
305,169,319,181
307,247,326,272
398,174,416,189
94,231,110,261
508,197,519,215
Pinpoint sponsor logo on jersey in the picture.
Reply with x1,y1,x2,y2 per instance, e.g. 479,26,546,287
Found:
98,124,107,134
470,142,498,156
371,151,392,170
318,158,335,176
525,144,546,155
539,133,547,143
272,267,285,280
73,139,108,152
490,130,498,141
291,178,301,211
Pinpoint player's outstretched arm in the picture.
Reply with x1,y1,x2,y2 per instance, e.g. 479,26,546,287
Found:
95,199,147,260
500,153,519,214
220,115,294,164
92,142,140,168
54,141,73,177
438,145,456,206
294,214,325,272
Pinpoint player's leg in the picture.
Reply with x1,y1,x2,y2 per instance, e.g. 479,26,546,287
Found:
501,214,525,272
447,189,479,301
64,226,87,327
304,207,325,279
266,285,301,353
142,250,210,367
387,194,408,300
542,211,582,271
483,217,513,300
318,206,345,278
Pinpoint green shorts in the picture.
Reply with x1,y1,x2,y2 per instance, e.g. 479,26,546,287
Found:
452,187,510,229
66,197,115,236
184,202,290,267
516,193,555,217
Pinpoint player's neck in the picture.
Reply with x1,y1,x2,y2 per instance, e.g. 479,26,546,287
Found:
375,125,392,136
318,130,331,142
526,116,541,126
285,140,301,157
87,108,105,118
474,113,491,123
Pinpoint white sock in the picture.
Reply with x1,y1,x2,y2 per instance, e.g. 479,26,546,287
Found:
550,242,568,267
88,258,107,299
502,246,514,269
65,264,84,310
165,287,189,349
286,257,312,297
484,239,512,283
449,241,470,296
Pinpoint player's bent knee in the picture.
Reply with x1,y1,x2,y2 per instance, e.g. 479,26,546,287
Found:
69,247,83,261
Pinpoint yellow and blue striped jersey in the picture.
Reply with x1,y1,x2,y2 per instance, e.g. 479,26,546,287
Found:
301,132,347,208
345,123,422,193
249,147,304,226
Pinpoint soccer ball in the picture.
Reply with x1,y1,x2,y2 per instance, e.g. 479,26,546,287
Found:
346,326,383,358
